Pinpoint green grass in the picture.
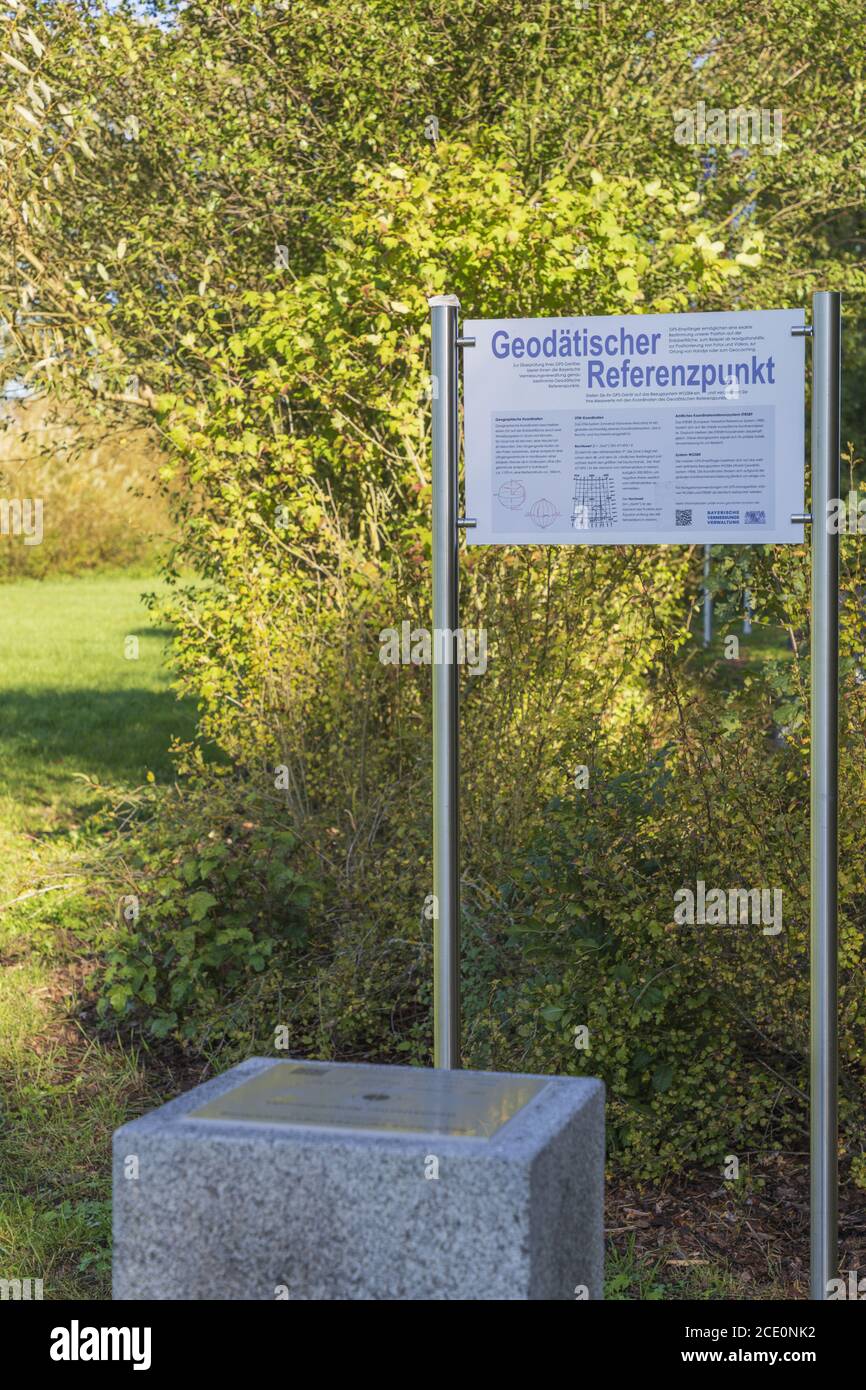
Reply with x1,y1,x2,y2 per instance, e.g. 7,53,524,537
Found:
691,615,794,675
605,1235,755,1301
0,571,197,1299
0,573,195,838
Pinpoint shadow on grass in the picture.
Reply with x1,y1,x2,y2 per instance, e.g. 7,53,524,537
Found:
0,686,200,791
126,626,177,641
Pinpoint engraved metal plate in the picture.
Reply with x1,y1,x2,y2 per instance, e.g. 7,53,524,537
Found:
189,1062,547,1138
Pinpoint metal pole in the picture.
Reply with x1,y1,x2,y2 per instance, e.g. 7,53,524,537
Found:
703,544,713,646
429,294,461,1069
810,289,841,1299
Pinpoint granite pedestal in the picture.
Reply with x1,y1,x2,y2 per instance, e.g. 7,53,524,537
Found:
113,1056,604,1300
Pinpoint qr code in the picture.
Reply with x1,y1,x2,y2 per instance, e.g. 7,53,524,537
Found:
675,508,693,527
744,509,766,524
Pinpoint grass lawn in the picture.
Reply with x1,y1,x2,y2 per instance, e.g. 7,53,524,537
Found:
0,572,198,1299
0,572,189,834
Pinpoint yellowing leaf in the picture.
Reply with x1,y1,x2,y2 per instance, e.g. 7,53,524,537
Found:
23,28,45,59
14,104,40,129
2,51,30,75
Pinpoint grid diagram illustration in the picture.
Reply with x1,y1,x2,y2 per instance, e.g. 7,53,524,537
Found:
572,472,617,529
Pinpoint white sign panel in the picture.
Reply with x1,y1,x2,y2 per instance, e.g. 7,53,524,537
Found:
463,310,805,545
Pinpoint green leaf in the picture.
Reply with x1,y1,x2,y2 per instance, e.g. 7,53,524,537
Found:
187,890,218,922
652,1063,674,1094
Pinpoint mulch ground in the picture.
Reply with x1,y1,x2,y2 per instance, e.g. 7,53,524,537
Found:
607,1153,865,1298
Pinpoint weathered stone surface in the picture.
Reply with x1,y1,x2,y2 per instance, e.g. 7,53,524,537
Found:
113,1057,603,1300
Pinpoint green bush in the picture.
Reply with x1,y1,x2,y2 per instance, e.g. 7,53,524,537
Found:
28,2,859,1181
98,763,316,1045
90,145,866,1181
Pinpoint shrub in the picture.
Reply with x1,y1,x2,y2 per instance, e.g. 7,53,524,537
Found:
89,143,866,1180
97,762,316,1047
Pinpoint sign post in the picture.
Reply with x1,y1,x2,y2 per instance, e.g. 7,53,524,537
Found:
429,294,462,1070
809,290,841,1300
429,292,842,1296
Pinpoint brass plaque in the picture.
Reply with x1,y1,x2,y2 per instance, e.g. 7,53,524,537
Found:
189,1062,547,1138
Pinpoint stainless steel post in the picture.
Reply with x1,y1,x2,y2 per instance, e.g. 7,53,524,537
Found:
429,294,461,1069
810,290,841,1299
702,544,713,646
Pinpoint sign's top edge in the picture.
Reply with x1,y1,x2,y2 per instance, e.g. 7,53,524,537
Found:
463,307,804,326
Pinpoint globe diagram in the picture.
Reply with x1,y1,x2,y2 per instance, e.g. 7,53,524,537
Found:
497,480,526,510
529,497,560,529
